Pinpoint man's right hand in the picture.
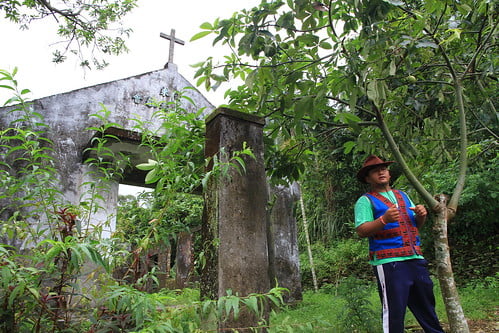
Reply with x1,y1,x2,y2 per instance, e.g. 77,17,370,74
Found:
383,205,399,223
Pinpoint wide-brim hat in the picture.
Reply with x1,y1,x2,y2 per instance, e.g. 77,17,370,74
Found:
357,155,395,183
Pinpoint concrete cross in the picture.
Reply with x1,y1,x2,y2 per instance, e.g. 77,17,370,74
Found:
160,29,185,65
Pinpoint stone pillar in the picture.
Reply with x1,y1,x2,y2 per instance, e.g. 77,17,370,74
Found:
175,231,194,289
202,108,270,331
157,242,171,289
268,182,303,304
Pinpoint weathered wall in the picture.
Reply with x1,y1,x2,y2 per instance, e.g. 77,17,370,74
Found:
0,64,214,238
268,182,303,303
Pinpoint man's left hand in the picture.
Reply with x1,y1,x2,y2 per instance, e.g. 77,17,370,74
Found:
409,205,427,217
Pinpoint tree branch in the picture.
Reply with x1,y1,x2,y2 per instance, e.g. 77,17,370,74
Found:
37,0,82,18
463,20,498,77
373,104,438,209
447,81,468,214
327,0,338,39
264,106,377,128
212,55,333,71
324,96,377,117
406,3,471,216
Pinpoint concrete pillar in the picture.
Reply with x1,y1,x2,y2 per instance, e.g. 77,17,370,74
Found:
175,231,194,289
268,182,303,304
202,108,270,331
157,242,171,289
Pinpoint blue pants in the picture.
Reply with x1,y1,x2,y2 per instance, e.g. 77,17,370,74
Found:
373,259,445,333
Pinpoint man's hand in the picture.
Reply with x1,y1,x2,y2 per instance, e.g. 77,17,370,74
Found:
383,205,400,223
409,205,427,217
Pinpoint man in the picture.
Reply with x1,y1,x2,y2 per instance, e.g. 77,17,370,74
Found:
354,155,444,333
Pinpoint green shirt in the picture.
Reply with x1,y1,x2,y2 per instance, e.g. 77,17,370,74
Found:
354,191,424,266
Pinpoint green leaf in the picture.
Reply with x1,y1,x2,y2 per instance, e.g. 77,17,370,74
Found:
202,299,213,315
389,59,396,76
245,69,258,89
366,80,386,107
9,284,25,307
232,156,246,174
191,31,212,41
319,41,332,49
202,170,212,189
335,112,362,124
266,294,281,306
296,34,319,46
276,11,295,30
225,296,240,319
383,0,403,5
136,159,158,171
242,296,259,315
294,96,314,120
416,40,438,48
27,287,40,299
145,167,159,184
343,141,356,154
200,22,213,30
44,244,63,262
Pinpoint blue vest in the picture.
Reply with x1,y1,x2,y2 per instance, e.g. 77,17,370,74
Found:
364,190,422,260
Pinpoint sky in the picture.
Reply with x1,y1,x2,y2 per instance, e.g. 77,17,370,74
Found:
0,0,261,105
0,0,260,195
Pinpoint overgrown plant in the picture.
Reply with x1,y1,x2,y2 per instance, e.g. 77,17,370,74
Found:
88,286,288,332
82,107,132,238
0,69,115,332
0,68,63,245
336,277,380,333
299,239,370,290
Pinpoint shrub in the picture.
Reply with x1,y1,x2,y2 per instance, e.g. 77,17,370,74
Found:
336,276,381,333
300,239,371,289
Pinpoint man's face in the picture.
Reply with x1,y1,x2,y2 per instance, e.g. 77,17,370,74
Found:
365,165,391,186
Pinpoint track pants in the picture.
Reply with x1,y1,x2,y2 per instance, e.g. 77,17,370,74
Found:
374,259,445,333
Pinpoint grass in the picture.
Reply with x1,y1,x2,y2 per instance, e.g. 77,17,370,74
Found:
270,275,498,332
269,291,344,331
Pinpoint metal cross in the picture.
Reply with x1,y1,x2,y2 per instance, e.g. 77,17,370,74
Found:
160,29,185,65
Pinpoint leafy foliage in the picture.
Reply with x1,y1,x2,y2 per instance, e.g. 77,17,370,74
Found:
130,93,207,194
298,128,367,243
193,0,497,195
116,192,203,243
87,286,289,332
300,239,370,289
336,277,380,333
0,0,138,69
112,191,203,287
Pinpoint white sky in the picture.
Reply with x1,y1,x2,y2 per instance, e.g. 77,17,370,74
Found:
0,0,261,105
0,0,261,196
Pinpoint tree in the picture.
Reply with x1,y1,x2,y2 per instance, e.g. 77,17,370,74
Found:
0,0,138,69
192,0,497,332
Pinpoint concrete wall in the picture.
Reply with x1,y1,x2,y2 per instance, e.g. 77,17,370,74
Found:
0,64,214,239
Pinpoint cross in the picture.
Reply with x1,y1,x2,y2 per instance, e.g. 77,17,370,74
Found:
160,29,185,66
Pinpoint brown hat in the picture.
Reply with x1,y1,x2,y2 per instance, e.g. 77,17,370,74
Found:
357,155,395,183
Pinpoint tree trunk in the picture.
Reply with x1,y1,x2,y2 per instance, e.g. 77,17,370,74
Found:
298,182,318,292
433,194,469,333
